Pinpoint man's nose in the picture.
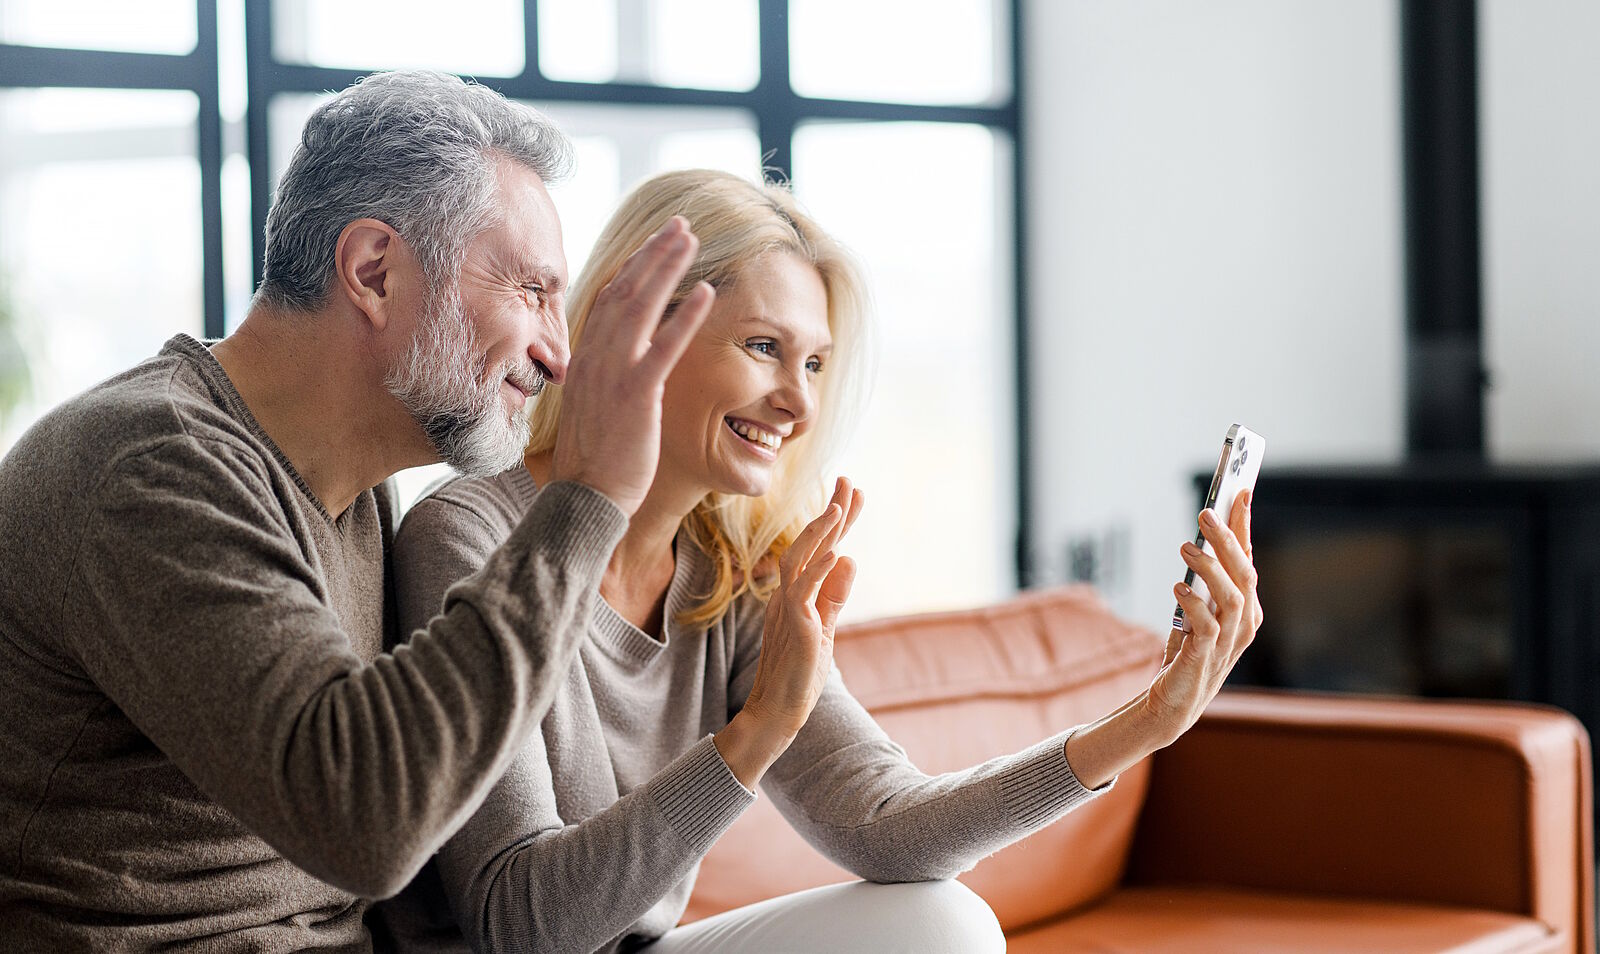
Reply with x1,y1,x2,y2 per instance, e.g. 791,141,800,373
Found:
531,311,571,386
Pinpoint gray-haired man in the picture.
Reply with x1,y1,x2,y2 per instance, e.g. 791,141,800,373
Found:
0,70,711,949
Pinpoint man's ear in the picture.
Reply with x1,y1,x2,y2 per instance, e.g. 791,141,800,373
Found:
334,218,404,331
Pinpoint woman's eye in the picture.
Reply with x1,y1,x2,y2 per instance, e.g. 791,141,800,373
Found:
806,358,825,374
747,340,778,356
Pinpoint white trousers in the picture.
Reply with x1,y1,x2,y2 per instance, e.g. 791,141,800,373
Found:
643,880,1007,954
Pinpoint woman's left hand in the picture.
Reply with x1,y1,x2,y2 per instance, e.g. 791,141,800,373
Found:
715,478,864,788
1145,490,1263,745
743,477,865,739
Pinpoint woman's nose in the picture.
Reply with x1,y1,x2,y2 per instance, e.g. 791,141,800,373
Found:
771,366,816,425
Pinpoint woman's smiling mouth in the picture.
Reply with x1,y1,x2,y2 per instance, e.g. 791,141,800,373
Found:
725,417,783,455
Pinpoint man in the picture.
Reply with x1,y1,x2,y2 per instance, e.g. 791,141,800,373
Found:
0,70,712,949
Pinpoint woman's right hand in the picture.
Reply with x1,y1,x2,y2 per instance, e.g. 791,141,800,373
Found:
715,478,864,787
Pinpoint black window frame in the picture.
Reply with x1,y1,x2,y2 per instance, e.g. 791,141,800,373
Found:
0,0,1034,586
0,0,227,339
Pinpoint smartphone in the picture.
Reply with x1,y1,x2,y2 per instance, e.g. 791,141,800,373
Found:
1171,423,1265,633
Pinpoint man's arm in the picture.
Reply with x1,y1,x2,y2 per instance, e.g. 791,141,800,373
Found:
67,438,625,898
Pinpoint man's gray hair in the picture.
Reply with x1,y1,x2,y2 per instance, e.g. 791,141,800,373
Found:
257,70,572,311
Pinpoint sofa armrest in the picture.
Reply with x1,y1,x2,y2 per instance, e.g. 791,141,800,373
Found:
1125,689,1593,952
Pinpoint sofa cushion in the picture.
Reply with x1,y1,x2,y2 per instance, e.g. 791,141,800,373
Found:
684,585,1164,931
1007,886,1561,954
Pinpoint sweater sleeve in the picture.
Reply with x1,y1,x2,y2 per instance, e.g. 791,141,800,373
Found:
730,606,1113,884
390,492,755,953
64,439,626,899
433,732,753,954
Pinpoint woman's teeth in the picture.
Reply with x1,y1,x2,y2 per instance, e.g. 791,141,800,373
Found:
727,419,781,451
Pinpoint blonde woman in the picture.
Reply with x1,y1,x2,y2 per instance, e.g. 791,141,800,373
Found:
372,170,1261,953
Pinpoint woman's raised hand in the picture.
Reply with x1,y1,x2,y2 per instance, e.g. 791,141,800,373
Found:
746,477,864,735
714,477,864,787
1063,491,1262,792
1148,490,1263,742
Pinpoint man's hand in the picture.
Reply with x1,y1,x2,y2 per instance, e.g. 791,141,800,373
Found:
549,216,714,516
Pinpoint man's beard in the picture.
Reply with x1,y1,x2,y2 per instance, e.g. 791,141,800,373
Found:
384,286,545,477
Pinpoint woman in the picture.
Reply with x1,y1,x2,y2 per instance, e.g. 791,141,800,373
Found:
372,170,1261,953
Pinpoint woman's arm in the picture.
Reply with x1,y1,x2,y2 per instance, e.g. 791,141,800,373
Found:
1064,490,1262,788
755,670,1102,883
390,482,755,953
738,492,1261,882
432,729,753,953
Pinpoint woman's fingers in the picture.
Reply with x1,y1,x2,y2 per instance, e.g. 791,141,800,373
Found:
793,550,841,607
1177,542,1255,696
1197,508,1256,598
1162,627,1185,668
781,504,842,582
1172,581,1221,645
1228,491,1265,634
802,479,862,583
776,478,863,610
818,478,853,551
1230,489,1253,557
815,556,857,630
839,487,866,540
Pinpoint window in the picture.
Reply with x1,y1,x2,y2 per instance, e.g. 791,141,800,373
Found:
0,0,196,55
793,120,1016,618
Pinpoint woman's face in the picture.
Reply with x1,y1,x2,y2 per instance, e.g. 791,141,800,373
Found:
658,249,832,501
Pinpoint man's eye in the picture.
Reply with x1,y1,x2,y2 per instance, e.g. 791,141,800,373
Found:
520,284,545,305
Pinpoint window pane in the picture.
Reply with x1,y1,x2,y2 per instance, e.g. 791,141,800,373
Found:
538,0,758,91
527,103,761,280
0,89,202,453
273,0,525,77
790,0,1008,105
793,121,1015,620
0,0,195,55
267,92,328,186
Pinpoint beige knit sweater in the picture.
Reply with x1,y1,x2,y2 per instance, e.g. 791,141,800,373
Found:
371,467,1107,954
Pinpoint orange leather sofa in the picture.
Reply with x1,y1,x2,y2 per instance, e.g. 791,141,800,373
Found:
684,586,1594,953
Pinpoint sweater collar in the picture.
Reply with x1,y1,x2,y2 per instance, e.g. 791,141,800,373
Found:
588,525,709,666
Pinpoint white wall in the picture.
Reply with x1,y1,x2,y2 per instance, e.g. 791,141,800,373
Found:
1024,0,1405,631
1481,0,1600,461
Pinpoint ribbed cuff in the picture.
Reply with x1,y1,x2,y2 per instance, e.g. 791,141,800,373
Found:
519,480,629,569
651,735,757,853
997,726,1112,832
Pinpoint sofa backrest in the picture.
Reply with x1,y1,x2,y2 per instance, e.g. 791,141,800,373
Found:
683,585,1165,932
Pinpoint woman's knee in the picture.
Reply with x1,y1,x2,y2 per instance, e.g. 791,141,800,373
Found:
857,880,1005,953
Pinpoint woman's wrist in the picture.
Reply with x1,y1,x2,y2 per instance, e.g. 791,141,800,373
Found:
1063,692,1175,790
713,708,797,789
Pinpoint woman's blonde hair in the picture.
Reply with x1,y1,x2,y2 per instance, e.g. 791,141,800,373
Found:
526,169,871,626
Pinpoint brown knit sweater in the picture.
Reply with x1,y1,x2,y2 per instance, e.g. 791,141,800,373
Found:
0,335,625,951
